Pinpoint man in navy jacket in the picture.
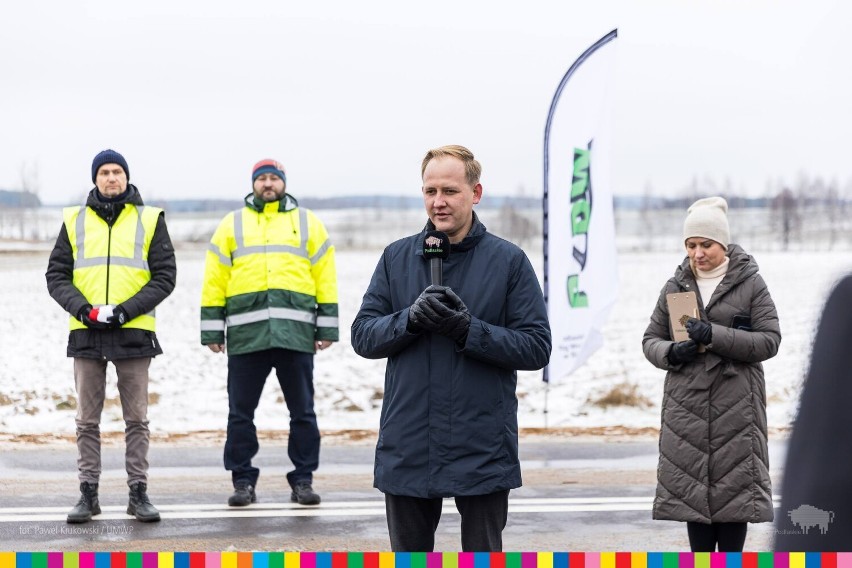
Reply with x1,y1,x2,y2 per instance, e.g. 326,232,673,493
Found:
351,145,551,552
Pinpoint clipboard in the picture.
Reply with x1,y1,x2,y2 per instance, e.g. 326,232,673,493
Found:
666,291,706,352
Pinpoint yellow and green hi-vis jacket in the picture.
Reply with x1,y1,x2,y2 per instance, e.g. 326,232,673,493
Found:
200,193,339,355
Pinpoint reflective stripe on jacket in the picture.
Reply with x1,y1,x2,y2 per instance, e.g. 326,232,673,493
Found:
200,195,339,355
63,204,161,331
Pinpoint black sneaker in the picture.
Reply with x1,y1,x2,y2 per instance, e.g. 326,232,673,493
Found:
228,484,256,507
290,482,321,505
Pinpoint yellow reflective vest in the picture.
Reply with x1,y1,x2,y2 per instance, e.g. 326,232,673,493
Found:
200,195,339,355
63,204,162,331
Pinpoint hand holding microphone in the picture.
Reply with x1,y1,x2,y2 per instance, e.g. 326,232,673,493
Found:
408,289,434,332
407,230,471,344
408,230,452,332
423,287,471,345
408,285,449,332
408,285,471,345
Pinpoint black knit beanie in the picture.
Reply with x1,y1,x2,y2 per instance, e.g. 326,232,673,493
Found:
91,149,130,183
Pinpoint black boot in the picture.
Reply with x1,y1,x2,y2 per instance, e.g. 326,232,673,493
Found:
291,482,321,505
127,482,161,522
67,481,101,523
228,483,257,507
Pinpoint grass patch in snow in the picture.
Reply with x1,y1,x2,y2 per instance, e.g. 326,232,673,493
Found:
590,382,653,409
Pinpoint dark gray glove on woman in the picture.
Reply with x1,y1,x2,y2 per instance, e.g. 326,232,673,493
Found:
668,339,698,365
685,317,713,345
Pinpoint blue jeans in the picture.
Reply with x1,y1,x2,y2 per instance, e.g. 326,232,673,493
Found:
224,348,319,488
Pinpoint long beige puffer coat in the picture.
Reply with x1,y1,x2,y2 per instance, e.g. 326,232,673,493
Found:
642,244,781,524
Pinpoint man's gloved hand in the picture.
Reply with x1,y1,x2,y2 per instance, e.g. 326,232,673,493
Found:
668,339,699,365
685,317,713,345
408,288,438,333
78,305,109,330
80,304,128,330
90,305,115,324
421,286,471,346
107,305,129,328
408,285,453,332
441,287,468,313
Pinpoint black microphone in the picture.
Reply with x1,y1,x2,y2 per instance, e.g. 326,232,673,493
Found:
422,230,450,285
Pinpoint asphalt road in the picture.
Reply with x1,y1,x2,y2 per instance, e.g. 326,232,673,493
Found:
0,435,787,551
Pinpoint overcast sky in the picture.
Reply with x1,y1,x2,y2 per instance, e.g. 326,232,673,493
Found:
1,0,849,205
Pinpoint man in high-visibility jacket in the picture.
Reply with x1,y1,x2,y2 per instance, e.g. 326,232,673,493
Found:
46,149,177,524
201,158,338,507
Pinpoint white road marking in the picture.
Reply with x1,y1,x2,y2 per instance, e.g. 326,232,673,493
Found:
0,496,782,524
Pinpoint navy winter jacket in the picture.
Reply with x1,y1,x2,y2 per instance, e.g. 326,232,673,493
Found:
351,216,551,498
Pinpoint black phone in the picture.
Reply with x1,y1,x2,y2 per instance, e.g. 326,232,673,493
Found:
731,314,752,331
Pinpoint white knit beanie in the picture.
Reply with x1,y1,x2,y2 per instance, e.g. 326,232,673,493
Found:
683,196,730,250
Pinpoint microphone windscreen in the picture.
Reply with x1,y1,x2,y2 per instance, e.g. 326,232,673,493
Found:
422,231,450,260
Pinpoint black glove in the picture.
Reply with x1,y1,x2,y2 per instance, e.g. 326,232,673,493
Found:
420,287,471,345
668,339,698,365
685,317,712,345
106,305,129,329
407,288,436,333
77,305,109,330
408,285,454,332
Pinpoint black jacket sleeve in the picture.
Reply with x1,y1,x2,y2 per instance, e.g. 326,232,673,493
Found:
45,223,90,318
776,275,852,551
118,213,177,319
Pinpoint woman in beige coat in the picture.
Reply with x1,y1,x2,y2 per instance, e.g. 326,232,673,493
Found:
642,197,781,551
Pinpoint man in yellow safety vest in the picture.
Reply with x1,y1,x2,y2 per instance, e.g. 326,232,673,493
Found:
46,149,177,524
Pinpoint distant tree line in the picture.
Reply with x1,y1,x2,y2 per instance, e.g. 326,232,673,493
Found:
3,166,850,250
0,161,44,240
145,194,547,212
0,189,41,208
635,173,852,251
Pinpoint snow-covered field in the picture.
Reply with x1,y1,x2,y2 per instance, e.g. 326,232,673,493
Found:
1,212,850,438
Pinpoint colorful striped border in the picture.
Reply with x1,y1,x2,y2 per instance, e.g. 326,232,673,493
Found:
0,554,849,568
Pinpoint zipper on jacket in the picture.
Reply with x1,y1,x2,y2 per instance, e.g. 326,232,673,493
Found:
105,223,112,304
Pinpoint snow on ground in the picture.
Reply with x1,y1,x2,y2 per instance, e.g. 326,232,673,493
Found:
1,217,851,438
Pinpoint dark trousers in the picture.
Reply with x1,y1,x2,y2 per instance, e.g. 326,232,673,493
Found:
385,490,509,552
686,521,748,552
224,348,319,488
